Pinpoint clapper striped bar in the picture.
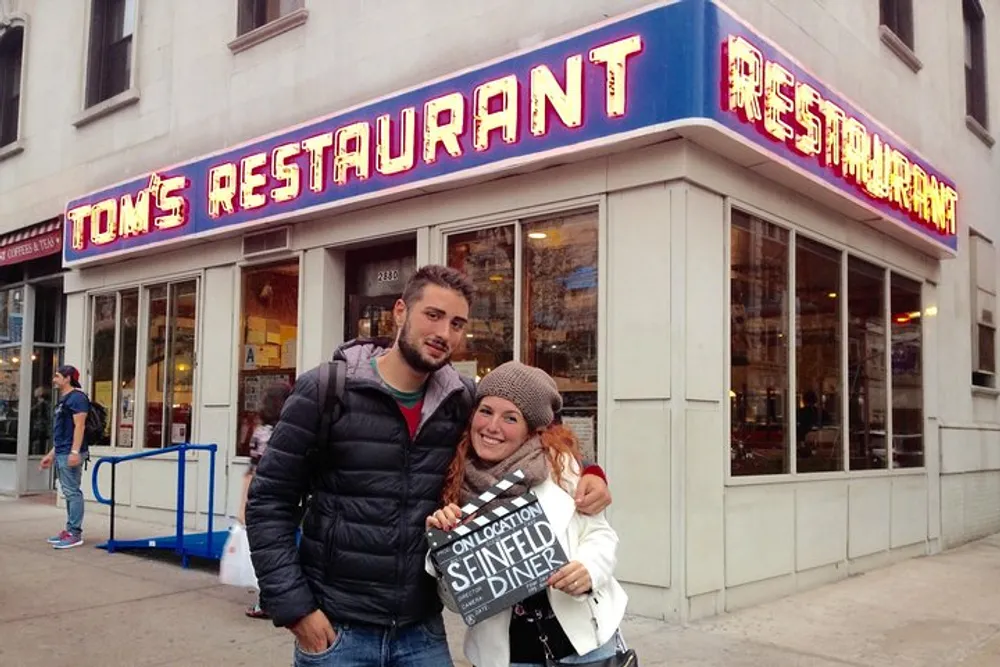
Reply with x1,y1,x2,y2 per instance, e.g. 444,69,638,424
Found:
426,469,535,549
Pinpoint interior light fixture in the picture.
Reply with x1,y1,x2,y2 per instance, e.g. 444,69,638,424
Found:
527,232,548,240
827,292,838,298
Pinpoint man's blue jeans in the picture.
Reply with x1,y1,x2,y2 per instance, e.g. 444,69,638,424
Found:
55,454,84,536
292,614,453,667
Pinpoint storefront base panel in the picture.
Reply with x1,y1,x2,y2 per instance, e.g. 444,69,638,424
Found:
941,471,1000,549
0,457,15,494
723,541,931,615
619,581,681,622
722,477,931,602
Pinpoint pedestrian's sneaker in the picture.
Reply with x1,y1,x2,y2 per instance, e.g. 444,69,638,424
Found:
46,530,70,544
52,534,83,549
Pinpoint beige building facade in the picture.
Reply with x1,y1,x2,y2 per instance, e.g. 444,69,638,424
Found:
0,0,998,622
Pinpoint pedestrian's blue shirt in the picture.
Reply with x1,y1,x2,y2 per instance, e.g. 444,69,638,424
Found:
53,390,89,454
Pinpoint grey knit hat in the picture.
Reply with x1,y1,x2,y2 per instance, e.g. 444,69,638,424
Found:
476,361,563,430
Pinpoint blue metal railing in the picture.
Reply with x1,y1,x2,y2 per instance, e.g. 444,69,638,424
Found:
91,443,218,565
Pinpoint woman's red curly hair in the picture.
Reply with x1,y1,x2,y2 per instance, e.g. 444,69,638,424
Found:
441,421,583,506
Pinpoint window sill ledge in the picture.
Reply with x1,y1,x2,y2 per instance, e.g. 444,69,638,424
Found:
966,116,995,148
228,8,309,54
73,88,141,129
972,384,1000,397
0,140,24,163
879,25,922,73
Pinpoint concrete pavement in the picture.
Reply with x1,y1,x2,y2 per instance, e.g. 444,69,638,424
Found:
2,494,999,666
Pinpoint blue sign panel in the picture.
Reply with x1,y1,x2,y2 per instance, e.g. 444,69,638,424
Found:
64,0,958,265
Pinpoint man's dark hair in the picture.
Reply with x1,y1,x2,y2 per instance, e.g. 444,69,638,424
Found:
258,381,292,426
400,264,475,307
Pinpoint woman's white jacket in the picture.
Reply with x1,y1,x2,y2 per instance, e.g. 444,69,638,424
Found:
425,462,628,667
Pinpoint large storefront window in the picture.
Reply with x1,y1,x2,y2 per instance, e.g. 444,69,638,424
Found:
447,210,599,460
796,237,841,473
144,281,197,449
237,262,298,457
447,226,515,378
0,287,23,454
88,280,197,449
891,275,923,468
847,258,887,470
729,208,924,476
730,212,790,475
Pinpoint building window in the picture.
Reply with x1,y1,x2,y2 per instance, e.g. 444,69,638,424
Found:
880,0,914,50
730,212,790,476
891,275,923,468
144,281,197,449
30,282,65,457
86,0,136,108
238,0,304,36
236,261,298,458
0,287,23,455
971,231,996,387
964,0,988,128
89,280,197,450
447,210,600,461
0,26,24,148
729,209,924,476
847,257,887,471
795,237,842,473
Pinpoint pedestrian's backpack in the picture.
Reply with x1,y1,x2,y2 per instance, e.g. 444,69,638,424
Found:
84,400,108,450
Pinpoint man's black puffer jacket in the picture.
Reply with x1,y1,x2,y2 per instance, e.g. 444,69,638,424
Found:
246,340,474,629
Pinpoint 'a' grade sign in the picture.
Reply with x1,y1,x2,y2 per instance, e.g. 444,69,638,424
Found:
427,473,567,626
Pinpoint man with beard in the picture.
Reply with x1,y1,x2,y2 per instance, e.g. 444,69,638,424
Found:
247,264,612,666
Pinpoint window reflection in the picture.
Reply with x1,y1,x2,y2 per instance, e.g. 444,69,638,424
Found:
522,212,599,462
848,258,887,470
447,226,515,380
237,262,298,457
116,290,138,448
891,275,923,468
90,294,116,447
795,237,842,473
731,211,790,476
29,347,59,456
144,281,198,449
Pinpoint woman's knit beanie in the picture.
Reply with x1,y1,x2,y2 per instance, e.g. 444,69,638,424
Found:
475,361,562,430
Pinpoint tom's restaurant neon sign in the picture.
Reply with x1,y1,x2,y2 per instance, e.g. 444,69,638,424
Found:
64,0,959,264
722,35,957,239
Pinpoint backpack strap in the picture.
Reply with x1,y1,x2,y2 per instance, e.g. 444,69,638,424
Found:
313,359,347,457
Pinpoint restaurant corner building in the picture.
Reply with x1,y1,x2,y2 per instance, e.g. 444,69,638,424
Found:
59,0,981,620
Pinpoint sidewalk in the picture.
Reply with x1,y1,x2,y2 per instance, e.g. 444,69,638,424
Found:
1,495,998,666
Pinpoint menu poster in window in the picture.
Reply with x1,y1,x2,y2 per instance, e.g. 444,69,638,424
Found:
118,426,133,449
171,422,186,444
243,375,262,412
562,416,595,462
120,388,135,425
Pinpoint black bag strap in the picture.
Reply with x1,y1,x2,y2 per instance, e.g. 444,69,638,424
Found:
316,359,347,442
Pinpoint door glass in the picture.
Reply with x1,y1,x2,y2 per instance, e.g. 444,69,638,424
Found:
238,262,298,457
522,212,599,461
165,281,197,446
0,347,19,454
29,347,60,456
90,294,116,447
144,285,168,448
447,226,516,381
117,290,138,448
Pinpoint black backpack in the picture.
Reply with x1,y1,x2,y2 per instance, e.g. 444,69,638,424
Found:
84,400,108,451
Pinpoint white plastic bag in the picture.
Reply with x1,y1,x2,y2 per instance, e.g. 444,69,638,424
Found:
219,522,259,589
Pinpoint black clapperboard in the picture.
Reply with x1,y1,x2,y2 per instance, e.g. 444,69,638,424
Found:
427,470,568,627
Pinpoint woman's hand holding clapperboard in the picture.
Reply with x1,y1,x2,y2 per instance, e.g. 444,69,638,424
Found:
426,504,593,595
